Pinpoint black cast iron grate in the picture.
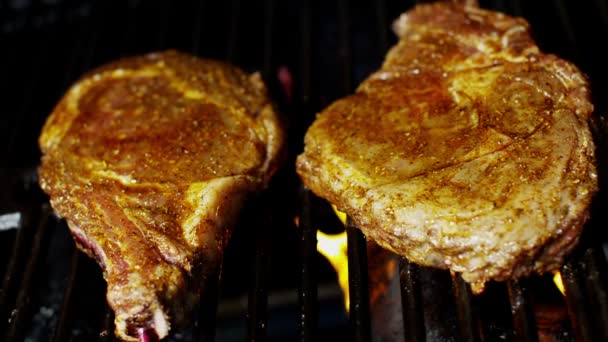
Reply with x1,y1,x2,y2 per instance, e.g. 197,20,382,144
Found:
1,0,608,341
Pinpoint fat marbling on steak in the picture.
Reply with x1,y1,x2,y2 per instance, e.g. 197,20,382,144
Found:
296,2,597,291
38,51,283,340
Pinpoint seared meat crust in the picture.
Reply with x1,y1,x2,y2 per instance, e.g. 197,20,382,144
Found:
38,51,283,340
296,3,597,290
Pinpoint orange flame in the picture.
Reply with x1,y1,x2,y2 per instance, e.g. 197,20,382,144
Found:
552,270,565,296
331,204,348,225
316,204,349,312
317,230,349,312
295,205,350,312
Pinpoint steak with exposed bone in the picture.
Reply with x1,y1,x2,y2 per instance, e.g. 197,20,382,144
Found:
296,2,597,291
38,50,283,340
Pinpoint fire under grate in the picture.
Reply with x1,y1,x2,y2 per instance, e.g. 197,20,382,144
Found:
2,0,608,341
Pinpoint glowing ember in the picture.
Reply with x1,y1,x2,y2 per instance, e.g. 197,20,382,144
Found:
317,230,349,312
552,271,565,296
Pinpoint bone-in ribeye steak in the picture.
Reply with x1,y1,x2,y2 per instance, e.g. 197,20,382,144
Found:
38,50,283,340
296,2,597,291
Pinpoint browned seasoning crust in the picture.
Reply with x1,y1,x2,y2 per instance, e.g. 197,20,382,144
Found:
296,2,597,291
38,50,283,340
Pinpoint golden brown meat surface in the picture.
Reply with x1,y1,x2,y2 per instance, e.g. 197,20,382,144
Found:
38,51,283,340
296,3,597,290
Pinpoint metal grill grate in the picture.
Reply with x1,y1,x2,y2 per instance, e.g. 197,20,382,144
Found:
1,0,608,341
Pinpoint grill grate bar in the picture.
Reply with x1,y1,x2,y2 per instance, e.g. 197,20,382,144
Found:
493,0,506,12
507,280,538,342
118,2,140,55
248,0,274,341
0,206,36,337
4,32,55,161
226,0,242,63
155,1,170,50
194,265,221,342
262,0,274,77
511,0,523,16
77,2,105,74
4,205,53,342
58,25,98,90
51,248,80,342
451,273,481,342
592,0,608,31
561,259,594,341
336,1,373,334
374,0,389,54
247,196,271,341
553,0,579,60
299,0,312,103
297,0,312,104
337,0,353,93
297,1,317,339
297,187,319,342
399,257,426,342
247,0,276,337
346,219,371,342
191,0,207,55
100,303,116,342
582,246,608,340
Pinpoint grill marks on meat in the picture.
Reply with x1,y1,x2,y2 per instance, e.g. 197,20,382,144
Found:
296,3,597,291
38,51,283,340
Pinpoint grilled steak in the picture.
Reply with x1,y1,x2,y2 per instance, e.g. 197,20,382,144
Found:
38,51,283,340
296,2,597,291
